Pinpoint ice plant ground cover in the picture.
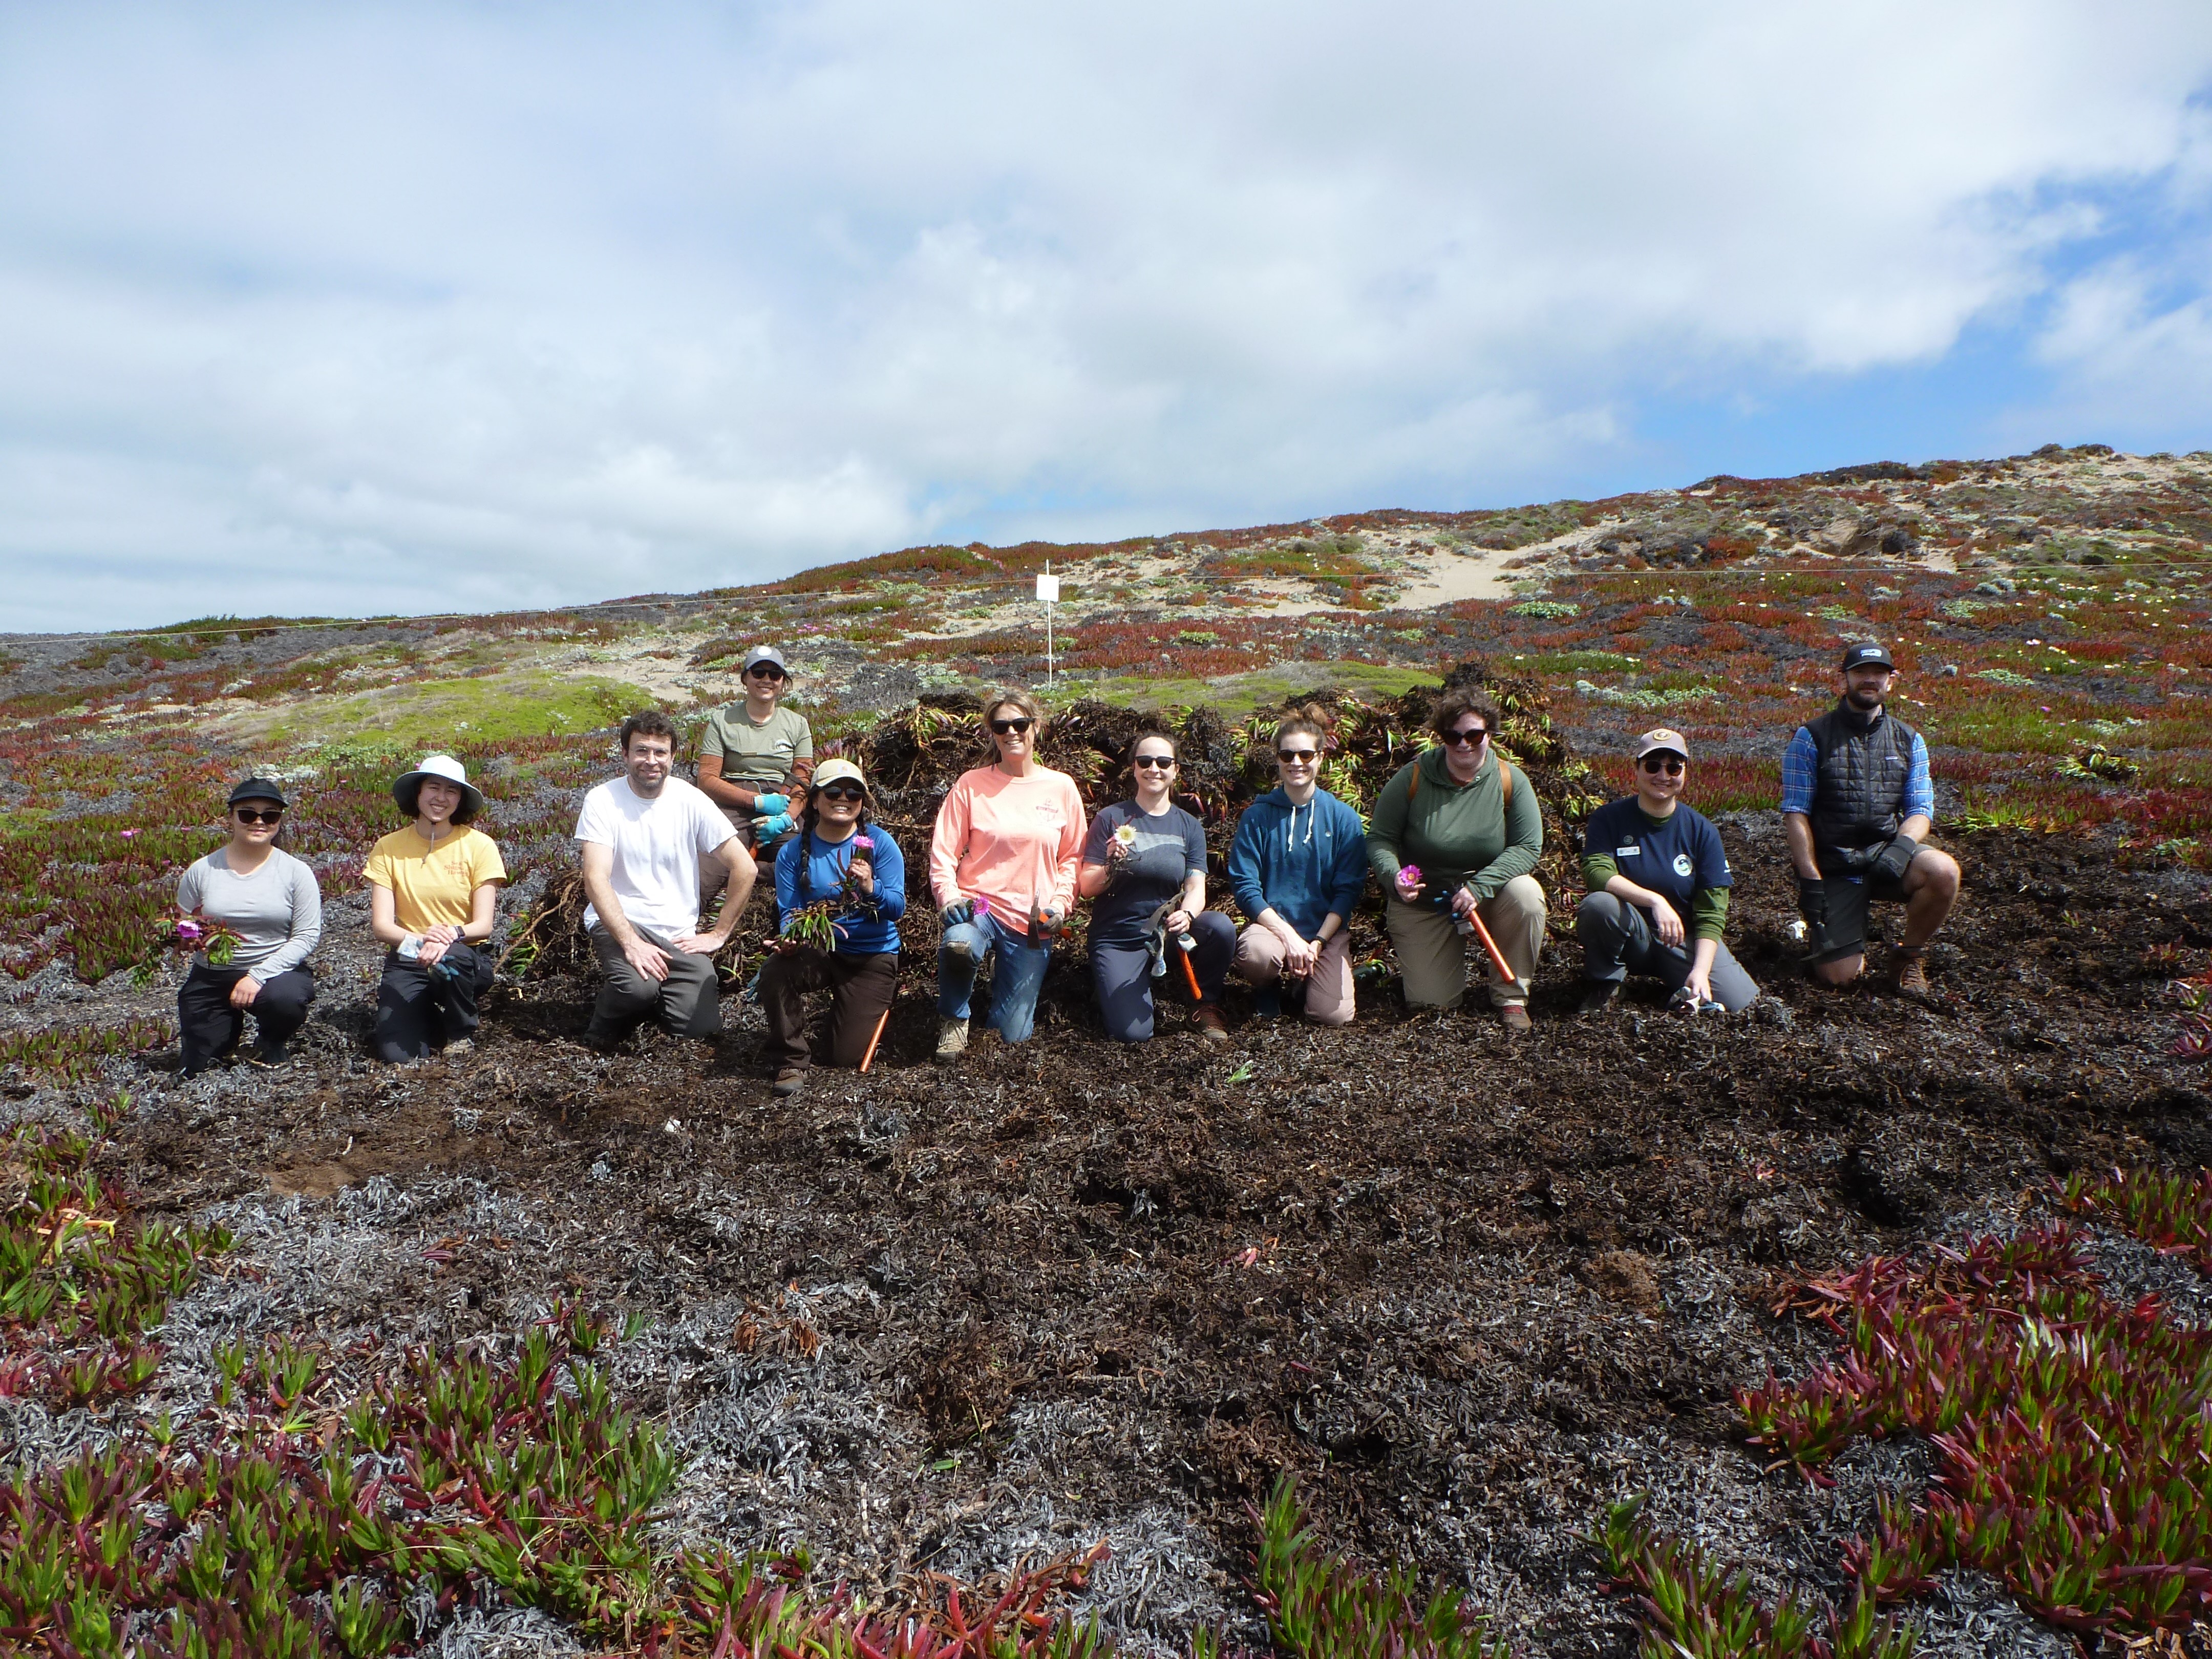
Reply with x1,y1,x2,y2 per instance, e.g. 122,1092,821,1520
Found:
3,447,2212,1653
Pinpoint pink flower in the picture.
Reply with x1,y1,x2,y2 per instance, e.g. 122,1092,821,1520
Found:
120,829,137,838
1398,864,1422,886
175,919,203,943
974,894,992,920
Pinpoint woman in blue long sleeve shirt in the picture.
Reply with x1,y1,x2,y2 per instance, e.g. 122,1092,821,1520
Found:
1224,709,1368,1024
758,759,905,1095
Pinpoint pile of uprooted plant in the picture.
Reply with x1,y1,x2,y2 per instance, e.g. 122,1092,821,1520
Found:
502,659,1608,987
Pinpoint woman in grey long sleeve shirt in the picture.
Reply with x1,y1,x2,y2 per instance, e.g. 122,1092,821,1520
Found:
174,777,323,1076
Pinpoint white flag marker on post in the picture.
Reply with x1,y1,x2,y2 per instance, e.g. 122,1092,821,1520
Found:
1036,563,1061,687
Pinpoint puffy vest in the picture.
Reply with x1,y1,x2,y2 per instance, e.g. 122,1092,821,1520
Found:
1805,701,1918,855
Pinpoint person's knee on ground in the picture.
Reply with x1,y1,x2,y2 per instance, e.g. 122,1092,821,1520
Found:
1576,890,1635,982
1813,952,1864,985
1093,942,1157,1043
1480,873,1547,1008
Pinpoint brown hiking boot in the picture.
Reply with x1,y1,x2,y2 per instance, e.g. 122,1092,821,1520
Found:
771,1066,807,1098
1887,947,1930,996
1192,1004,1230,1044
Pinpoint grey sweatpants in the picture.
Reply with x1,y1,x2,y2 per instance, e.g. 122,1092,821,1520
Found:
1576,891,1759,1011
587,925,723,1043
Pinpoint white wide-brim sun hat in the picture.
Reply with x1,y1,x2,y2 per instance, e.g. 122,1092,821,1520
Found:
392,753,485,819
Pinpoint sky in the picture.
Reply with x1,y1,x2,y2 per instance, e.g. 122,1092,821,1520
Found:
4,2,2212,634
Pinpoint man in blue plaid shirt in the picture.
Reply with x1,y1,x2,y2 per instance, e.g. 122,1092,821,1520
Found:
1781,642,1960,994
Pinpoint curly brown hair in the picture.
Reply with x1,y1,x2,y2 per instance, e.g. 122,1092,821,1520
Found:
1430,688,1500,739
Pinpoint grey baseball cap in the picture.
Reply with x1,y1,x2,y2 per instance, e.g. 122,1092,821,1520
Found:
741,646,789,675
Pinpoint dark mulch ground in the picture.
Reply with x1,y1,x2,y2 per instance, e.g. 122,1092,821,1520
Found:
27,818,2205,1656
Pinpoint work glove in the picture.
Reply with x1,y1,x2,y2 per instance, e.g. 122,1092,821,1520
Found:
1870,834,1919,884
752,793,790,816
756,812,795,840
1797,877,1832,957
940,899,973,928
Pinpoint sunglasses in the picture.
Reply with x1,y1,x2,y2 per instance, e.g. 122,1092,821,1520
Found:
1277,748,1319,763
1640,756,1686,775
747,664,786,680
232,807,285,824
1133,754,1176,770
816,783,866,802
1439,727,1488,747
990,717,1034,735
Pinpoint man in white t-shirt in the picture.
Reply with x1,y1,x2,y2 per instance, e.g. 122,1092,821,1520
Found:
576,711,754,1047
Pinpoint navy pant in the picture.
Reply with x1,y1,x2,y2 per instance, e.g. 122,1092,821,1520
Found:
374,943,496,1062
178,963,316,1075
1091,911,1235,1041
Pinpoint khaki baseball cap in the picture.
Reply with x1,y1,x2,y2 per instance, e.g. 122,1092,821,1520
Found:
811,757,870,795
1632,728,1689,761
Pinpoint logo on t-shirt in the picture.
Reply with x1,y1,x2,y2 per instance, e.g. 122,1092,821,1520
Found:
1672,853,1695,879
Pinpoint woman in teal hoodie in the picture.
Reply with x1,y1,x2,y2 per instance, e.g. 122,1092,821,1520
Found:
1366,688,1546,1029
1225,707,1369,1024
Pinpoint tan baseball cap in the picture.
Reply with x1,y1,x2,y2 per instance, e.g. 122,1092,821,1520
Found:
1632,728,1689,761
811,758,870,795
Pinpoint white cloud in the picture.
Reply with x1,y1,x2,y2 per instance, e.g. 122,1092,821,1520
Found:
2,1,2210,630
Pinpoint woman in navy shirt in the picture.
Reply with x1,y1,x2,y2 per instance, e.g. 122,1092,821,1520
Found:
1576,728,1759,1014
759,758,905,1094
1076,732,1235,1043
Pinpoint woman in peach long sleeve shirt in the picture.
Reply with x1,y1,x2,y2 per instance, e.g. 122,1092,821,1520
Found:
930,691,1086,1057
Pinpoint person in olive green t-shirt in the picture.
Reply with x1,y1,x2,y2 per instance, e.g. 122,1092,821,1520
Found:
697,646,814,859
1366,688,1547,1027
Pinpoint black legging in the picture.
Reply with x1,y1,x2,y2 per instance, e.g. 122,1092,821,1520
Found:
177,963,316,1075
374,943,496,1061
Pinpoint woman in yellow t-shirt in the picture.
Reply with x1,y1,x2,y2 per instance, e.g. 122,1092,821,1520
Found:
366,754,507,1061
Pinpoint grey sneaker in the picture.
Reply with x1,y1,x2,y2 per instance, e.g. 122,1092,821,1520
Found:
934,1017,970,1061
442,1037,475,1057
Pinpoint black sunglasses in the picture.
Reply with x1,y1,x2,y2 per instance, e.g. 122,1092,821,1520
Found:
817,783,866,801
1640,756,1685,775
990,717,1034,735
1439,727,1488,747
232,807,285,824
1277,747,1319,763
747,664,786,680
1133,754,1176,769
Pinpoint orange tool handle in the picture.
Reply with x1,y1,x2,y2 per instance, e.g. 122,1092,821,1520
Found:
859,1003,892,1073
1179,945,1202,1001
1464,902,1515,985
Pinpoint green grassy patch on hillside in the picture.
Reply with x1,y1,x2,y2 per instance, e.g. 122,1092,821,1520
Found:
1071,660,1445,715
218,670,655,750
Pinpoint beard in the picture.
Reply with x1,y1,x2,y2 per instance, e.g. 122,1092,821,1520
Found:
1844,683,1885,711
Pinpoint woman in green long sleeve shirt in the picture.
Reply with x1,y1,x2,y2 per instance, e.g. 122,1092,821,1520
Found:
1366,689,1547,1028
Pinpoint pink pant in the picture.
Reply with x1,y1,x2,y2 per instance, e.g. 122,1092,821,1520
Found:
1231,926,1355,1026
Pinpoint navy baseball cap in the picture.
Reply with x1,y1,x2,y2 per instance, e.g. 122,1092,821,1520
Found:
1840,642,1895,672
227,776,288,809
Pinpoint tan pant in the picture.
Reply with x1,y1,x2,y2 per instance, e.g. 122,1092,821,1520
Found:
1231,926,1355,1026
1386,875,1547,1009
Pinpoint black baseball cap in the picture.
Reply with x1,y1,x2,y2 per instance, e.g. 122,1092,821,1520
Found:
227,776,288,809
1840,642,1895,672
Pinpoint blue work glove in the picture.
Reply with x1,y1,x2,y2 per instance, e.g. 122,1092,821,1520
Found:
752,793,790,816
940,899,974,928
756,812,795,840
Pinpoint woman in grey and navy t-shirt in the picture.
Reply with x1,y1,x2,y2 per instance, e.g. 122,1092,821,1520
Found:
1575,728,1760,1015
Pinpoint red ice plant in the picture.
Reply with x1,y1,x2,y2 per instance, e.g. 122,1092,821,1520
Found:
1737,1226,2212,1640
